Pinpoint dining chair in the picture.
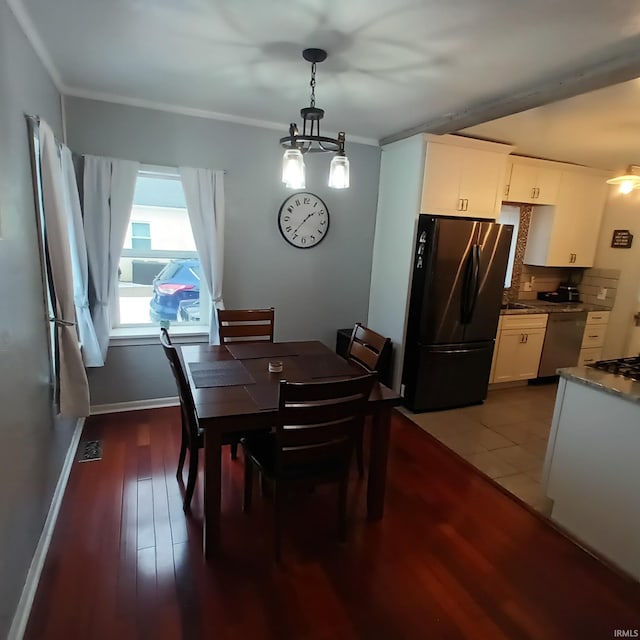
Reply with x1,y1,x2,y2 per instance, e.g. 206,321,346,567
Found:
346,322,391,477
241,373,375,561
160,328,259,510
217,307,275,459
217,307,275,344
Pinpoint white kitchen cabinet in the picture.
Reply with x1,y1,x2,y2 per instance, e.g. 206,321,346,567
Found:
524,167,609,268
578,310,610,364
491,313,548,383
504,157,561,205
421,138,512,219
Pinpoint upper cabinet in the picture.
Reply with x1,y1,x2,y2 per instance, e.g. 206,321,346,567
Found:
524,167,609,268
421,136,514,220
504,157,562,205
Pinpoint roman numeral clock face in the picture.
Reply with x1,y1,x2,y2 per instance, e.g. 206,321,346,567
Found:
277,192,330,249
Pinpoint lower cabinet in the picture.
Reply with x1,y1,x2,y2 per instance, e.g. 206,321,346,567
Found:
490,314,548,383
578,310,610,366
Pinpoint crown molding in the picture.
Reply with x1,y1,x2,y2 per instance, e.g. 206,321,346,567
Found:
6,0,64,91
63,86,380,147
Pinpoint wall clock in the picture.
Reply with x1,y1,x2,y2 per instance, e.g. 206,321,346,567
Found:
277,192,330,249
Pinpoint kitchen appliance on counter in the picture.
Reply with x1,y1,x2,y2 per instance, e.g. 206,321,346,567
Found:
537,311,587,378
402,215,513,412
537,283,581,303
588,356,640,380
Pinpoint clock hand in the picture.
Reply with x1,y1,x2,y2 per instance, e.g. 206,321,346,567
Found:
293,212,315,234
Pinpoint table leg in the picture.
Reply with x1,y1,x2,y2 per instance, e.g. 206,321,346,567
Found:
367,406,391,520
203,429,222,560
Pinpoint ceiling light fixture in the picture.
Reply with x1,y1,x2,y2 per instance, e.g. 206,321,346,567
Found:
280,48,349,190
606,165,640,194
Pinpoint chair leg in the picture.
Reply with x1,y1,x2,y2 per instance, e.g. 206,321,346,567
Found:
243,457,253,512
338,473,349,542
183,447,198,512
355,427,364,478
176,432,187,480
273,482,283,563
230,441,239,460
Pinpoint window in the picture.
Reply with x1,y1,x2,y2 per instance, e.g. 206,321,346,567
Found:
498,205,521,288
114,167,206,328
130,222,151,250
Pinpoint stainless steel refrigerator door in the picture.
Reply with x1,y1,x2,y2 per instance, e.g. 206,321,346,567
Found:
416,217,479,345
462,221,513,343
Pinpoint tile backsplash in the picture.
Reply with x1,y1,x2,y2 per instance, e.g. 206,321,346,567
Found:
580,268,620,309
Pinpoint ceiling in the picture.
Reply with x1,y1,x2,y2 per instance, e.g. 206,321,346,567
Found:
462,78,640,173
9,0,640,155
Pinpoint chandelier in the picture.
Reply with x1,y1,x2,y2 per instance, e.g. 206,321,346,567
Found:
606,165,640,194
280,48,349,190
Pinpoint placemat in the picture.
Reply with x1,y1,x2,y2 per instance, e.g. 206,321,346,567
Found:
245,384,279,410
297,354,359,379
225,342,300,360
188,360,255,388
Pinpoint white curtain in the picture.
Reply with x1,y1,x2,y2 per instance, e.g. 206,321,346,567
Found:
179,167,225,344
38,121,90,417
60,147,102,367
84,155,139,361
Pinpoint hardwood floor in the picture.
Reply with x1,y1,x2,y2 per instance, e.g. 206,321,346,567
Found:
25,407,640,639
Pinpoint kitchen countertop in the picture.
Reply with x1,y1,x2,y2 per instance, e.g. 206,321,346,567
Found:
500,300,610,315
557,366,640,405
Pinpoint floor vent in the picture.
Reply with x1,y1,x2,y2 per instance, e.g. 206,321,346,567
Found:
78,440,103,463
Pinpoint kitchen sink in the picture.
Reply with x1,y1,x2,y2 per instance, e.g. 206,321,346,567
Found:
500,302,533,310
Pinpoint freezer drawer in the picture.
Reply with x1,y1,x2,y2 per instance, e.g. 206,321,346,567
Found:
403,341,495,412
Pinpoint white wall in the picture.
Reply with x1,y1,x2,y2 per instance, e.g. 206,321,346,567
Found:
593,186,640,357
63,97,382,405
0,4,76,637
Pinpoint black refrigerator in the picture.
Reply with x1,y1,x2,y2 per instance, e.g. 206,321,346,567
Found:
402,215,513,412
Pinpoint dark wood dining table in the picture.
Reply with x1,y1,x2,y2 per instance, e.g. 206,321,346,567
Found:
179,340,402,559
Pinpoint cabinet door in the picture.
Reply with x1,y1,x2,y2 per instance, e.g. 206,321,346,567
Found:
534,166,561,204
571,174,607,267
545,171,606,267
493,327,546,382
507,162,537,203
421,143,463,215
459,148,506,218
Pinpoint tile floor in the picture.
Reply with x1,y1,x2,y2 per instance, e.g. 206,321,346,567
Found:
399,382,558,515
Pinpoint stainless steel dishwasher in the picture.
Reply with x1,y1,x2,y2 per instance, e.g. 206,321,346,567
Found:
537,311,587,377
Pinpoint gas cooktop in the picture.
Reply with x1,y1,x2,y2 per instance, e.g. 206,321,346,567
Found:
588,356,640,380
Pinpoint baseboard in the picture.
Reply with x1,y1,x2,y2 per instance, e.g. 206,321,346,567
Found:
90,396,179,415
8,417,85,640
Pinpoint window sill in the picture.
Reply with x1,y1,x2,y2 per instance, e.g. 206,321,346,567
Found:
109,325,208,347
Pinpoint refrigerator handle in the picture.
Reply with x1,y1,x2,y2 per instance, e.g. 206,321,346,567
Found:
468,244,481,319
461,244,481,324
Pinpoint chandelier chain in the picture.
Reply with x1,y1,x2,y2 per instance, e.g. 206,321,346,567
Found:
309,62,316,108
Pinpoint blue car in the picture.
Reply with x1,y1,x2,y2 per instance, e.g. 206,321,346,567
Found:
149,259,200,322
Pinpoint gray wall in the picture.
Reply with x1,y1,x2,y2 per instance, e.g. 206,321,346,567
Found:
64,97,382,405
0,4,76,637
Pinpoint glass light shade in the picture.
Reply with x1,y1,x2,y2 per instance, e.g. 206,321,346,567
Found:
282,149,306,189
606,167,640,195
328,154,350,189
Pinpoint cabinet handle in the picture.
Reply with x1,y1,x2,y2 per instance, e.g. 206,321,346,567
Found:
588,334,599,338
531,187,536,199
505,185,510,198
464,198,469,211
524,333,528,343
535,187,540,198
458,198,464,211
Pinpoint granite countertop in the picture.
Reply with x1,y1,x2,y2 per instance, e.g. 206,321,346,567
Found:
500,300,610,315
558,366,640,404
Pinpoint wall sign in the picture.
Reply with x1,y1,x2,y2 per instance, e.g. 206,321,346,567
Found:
611,229,633,248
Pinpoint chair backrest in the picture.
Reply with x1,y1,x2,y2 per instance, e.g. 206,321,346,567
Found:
275,374,374,473
217,307,275,344
346,322,391,374
160,328,198,433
